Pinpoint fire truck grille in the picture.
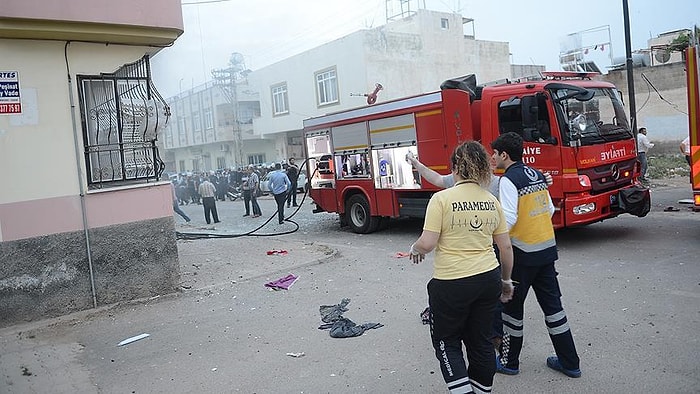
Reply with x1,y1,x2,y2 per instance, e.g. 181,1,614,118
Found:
582,158,638,194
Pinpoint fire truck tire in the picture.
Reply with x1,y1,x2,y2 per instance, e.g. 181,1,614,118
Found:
346,194,379,234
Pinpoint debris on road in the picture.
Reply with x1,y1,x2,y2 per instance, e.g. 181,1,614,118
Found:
286,352,305,358
266,249,288,255
264,274,299,290
117,333,150,346
318,298,383,338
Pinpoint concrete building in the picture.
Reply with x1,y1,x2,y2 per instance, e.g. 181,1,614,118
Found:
0,0,184,327
161,79,261,172
165,8,512,172
603,61,689,145
648,29,691,66
601,29,693,147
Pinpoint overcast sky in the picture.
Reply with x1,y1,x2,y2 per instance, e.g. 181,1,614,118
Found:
151,0,698,98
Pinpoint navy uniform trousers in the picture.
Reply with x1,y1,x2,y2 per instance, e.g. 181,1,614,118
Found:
429,268,501,394
498,261,580,371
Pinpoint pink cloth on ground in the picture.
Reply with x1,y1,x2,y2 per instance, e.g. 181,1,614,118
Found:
264,274,298,290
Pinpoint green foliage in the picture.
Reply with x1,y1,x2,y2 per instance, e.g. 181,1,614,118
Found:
669,27,700,52
648,154,690,178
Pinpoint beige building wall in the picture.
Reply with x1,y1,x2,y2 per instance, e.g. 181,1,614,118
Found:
0,40,150,203
648,29,690,66
1,0,184,327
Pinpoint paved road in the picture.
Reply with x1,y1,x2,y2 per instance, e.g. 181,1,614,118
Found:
1,178,699,393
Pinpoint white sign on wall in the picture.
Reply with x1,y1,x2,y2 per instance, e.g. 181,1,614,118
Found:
0,71,21,114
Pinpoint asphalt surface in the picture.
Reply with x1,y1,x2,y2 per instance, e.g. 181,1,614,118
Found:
1,179,699,393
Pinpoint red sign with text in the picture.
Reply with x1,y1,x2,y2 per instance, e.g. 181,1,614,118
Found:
0,103,21,114
0,71,21,114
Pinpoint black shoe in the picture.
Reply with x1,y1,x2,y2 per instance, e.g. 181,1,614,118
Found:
279,221,284,225
546,356,581,378
292,204,298,207
496,356,520,375
214,220,221,223
286,203,290,208
243,214,250,217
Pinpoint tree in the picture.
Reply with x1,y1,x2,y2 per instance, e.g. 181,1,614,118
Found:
668,27,700,53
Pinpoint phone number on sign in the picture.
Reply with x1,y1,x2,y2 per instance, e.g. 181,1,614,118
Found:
0,103,21,113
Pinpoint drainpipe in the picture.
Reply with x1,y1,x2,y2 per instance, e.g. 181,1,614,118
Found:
64,42,98,308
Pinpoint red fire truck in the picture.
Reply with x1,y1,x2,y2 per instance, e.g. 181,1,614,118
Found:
303,72,649,233
685,36,700,210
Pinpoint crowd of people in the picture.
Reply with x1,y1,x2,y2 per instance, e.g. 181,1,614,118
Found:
173,167,254,206
170,159,301,225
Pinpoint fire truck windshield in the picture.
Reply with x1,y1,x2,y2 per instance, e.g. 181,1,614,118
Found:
553,87,632,146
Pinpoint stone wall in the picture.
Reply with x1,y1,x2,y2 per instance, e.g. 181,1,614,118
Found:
0,217,180,328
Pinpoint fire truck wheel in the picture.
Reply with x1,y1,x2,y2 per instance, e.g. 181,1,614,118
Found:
346,194,379,234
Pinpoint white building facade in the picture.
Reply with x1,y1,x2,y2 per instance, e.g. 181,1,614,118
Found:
162,81,261,172
166,9,511,171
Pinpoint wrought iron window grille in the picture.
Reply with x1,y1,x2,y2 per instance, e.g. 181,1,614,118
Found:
78,55,169,188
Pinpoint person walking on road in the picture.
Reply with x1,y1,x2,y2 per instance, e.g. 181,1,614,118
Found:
248,166,262,217
490,132,581,379
268,163,292,224
637,127,654,182
409,141,514,394
405,149,553,350
286,157,300,208
242,167,252,217
171,182,191,223
198,176,220,225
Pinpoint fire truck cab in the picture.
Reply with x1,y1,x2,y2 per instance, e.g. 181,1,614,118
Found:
303,72,649,233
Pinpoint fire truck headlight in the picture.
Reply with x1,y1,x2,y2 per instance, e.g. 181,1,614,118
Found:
578,175,591,187
573,202,596,215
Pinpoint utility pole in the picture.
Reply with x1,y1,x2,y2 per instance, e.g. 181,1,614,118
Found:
212,53,246,167
622,0,638,135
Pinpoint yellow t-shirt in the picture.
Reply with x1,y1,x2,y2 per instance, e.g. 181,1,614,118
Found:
423,181,508,280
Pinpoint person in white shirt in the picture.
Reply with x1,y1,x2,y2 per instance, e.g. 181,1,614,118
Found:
198,177,220,224
680,136,691,164
680,136,691,183
637,127,654,182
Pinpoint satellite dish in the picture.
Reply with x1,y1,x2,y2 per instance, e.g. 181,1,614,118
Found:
654,49,671,64
230,52,245,66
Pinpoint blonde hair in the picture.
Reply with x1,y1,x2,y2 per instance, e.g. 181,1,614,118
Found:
450,141,492,187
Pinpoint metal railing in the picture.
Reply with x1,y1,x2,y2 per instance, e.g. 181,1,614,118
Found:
78,55,169,187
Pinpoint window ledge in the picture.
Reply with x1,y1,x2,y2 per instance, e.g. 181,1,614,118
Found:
87,180,170,195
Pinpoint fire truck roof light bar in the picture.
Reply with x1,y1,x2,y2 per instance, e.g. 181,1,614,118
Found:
540,71,600,80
